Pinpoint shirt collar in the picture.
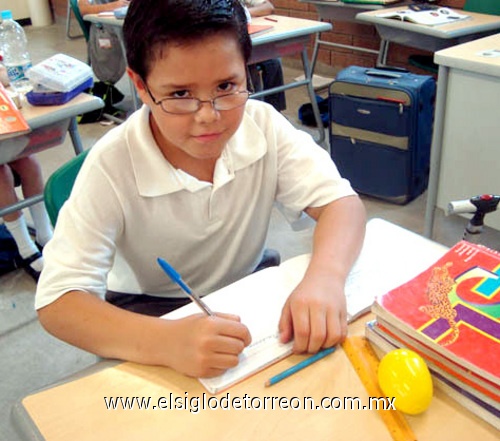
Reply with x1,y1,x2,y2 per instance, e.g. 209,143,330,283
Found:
127,103,268,197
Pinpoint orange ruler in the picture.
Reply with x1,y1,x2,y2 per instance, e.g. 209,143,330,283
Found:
342,336,417,441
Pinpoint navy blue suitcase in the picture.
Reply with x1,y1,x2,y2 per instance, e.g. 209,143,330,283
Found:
329,66,436,204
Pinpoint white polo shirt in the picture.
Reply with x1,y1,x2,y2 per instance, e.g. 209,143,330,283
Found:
35,100,355,310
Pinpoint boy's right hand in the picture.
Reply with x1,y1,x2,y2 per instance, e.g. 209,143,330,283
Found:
166,313,251,378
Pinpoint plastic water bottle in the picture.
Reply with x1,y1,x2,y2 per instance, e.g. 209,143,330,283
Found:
0,10,32,93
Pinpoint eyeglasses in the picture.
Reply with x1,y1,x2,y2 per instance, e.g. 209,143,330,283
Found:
144,84,250,115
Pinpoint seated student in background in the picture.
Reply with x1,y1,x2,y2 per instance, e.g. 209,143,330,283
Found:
36,0,366,379
244,0,287,112
78,0,129,15
0,157,53,281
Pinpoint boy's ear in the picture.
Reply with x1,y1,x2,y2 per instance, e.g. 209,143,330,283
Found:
127,67,148,100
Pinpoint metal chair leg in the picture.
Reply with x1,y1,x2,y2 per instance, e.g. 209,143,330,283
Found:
66,0,84,40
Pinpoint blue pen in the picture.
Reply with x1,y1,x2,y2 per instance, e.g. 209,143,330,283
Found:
157,257,214,316
265,346,336,387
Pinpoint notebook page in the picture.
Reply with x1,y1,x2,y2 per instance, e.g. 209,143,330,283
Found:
163,263,307,393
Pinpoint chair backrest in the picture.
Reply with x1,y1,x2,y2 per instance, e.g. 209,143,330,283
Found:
463,0,500,15
69,0,91,41
44,149,90,226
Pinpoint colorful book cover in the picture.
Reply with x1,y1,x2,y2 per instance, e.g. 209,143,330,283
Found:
0,83,30,140
373,241,500,386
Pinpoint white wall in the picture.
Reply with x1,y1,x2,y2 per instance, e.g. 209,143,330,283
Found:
0,0,31,20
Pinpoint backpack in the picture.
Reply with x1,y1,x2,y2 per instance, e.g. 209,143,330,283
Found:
298,95,330,128
0,224,21,276
88,23,126,85
78,80,125,124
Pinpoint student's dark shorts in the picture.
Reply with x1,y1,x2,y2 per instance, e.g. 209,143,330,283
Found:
105,249,281,317
105,292,191,317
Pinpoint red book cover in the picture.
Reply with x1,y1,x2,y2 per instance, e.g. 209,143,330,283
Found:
0,83,31,140
247,23,274,36
373,241,500,386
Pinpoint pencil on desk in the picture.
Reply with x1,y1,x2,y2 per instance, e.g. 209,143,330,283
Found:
264,17,278,22
265,346,336,387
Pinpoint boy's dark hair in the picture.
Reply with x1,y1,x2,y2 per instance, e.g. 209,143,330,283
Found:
123,0,252,81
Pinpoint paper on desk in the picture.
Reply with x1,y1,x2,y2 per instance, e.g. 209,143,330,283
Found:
161,219,448,394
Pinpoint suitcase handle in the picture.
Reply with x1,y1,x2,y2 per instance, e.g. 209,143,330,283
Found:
365,66,409,79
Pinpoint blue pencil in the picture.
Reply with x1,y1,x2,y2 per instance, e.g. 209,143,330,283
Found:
265,346,336,387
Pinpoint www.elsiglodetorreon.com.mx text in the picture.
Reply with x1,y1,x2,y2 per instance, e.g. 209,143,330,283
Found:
104,393,396,414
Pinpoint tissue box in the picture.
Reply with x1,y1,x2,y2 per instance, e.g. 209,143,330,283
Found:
26,77,94,106
27,53,93,93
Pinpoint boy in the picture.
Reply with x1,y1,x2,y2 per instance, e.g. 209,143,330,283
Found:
36,0,366,379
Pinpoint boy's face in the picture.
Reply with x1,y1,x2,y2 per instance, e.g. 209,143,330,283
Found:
129,34,248,174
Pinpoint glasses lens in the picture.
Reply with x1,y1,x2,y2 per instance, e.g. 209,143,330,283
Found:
214,91,249,111
160,98,199,114
159,91,249,114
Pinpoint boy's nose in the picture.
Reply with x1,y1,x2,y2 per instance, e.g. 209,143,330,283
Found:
194,100,220,122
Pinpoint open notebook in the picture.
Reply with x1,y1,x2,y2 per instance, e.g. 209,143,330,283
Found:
162,219,447,394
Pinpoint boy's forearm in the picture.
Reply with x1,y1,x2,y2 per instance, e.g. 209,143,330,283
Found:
306,195,366,283
37,291,173,367
247,1,274,18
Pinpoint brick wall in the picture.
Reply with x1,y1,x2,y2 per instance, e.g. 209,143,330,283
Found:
50,0,66,20
51,0,467,75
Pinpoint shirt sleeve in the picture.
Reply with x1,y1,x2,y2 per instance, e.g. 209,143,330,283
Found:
35,152,124,310
272,109,357,214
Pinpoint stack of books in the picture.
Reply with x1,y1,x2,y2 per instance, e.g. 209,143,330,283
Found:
366,240,500,429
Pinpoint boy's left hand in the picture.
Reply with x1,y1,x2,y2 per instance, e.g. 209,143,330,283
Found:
278,274,347,353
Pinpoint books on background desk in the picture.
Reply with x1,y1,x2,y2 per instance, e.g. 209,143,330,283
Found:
0,83,31,141
163,218,447,394
377,8,469,26
247,23,274,36
369,240,500,428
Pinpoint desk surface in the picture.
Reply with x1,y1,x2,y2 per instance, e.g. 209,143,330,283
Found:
434,32,500,77
20,93,104,130
357,6,500,39
300,0,394,11
0,93,103,166
84,13,332,43
12,219,499,441
247,15,331,45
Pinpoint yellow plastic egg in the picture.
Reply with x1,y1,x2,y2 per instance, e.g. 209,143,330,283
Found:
378,348,433,415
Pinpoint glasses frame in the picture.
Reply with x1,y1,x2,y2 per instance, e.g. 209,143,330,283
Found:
143,82,250,115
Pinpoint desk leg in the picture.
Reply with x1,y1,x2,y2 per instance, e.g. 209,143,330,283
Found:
67,117,84,155
377,39,390,67
301,48,326,148
310,31,321,78
424,65,449,238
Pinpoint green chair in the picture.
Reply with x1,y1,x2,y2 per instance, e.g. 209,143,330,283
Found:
408,0,500,74
44,149,90,226
464,0,500,15
66,0,91,41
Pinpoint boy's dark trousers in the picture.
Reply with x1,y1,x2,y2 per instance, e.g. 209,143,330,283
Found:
248,59,287,112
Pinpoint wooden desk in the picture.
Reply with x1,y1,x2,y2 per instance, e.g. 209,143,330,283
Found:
83,14,332,145
0,93,104,217
356,7,500,66
11,219,499,440
424,33,500,237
